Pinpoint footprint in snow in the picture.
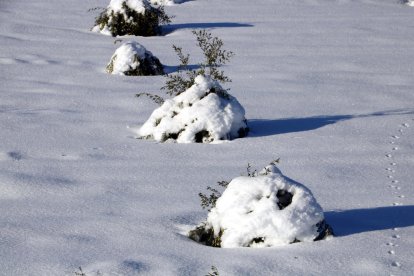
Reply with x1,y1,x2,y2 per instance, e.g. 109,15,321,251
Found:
392,261,401,267
0,151,24,161
60,153,80,160
383,120,413,272
0,55,57,66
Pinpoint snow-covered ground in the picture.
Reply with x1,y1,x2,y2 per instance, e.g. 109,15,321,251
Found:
1,0,414,275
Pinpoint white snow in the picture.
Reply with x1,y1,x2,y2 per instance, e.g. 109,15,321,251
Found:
1,0,414,275
107,41,150,75
138,75,248,143
206,164,326,248
107,0,147,14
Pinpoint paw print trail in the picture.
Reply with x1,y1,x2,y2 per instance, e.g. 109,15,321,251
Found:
384,122,411,273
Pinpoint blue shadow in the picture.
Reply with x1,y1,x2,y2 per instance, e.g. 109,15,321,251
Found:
325,205,414,237
163,22,253,35
248,109,414,137
163,64,200,74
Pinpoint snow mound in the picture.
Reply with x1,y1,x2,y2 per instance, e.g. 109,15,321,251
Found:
106,41,164,76
189,164,333,248
138,75,248,143
92,0,164,36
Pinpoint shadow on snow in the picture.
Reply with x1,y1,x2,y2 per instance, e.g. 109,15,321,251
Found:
325,205,414,237
247,109,414,137
163,22,253,35
163,64,200,74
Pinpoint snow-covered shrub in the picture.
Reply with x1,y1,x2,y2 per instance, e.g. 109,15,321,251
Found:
189,162,333,248
106,41,164,76
92,0,171,37
137,75,248,143
162,30,234,96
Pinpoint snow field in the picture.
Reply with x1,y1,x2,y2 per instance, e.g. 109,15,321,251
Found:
1,0,414,275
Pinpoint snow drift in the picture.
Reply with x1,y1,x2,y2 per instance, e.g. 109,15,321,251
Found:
137,75,248,143
189,163,333,248
106,41,163,75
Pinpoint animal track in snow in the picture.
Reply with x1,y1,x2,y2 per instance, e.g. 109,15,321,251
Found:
0,55,58,66
0,151,24,161
383,121,412,271
391,261,401,267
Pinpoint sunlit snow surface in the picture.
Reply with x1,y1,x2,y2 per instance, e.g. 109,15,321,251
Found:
1,0,414,275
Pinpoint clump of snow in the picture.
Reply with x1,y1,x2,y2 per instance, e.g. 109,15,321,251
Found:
137,75,248,143
92,0,165,36
108,0,148,13
405,0,414,7
189,163,333,248
106,41,164,76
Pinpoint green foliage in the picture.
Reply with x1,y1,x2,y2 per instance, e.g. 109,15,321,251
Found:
246,158,280,177
245,162,257,177
136,31,233,106
162,30,235,96
74,267,86,276
199,180,229,211
94,2,171,37
88,7,105,12
136,93,165,105
206,266,220,276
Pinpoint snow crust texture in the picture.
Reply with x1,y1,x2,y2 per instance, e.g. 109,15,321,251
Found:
192,164,331,248
106,41,163,75
138,75,248,143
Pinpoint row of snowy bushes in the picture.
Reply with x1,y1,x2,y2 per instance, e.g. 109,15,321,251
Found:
89,0,333,249
93,0,249,144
